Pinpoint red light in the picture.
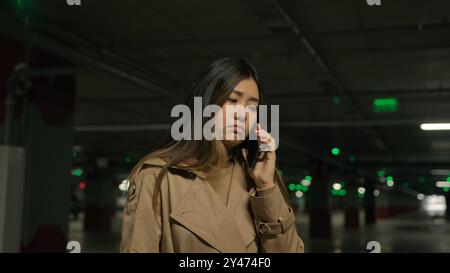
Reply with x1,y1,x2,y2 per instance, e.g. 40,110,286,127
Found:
79,181,86,190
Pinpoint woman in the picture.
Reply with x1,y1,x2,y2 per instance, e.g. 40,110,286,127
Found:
120,58,304,253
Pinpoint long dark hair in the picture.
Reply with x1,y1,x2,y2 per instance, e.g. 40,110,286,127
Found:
128,57,291,211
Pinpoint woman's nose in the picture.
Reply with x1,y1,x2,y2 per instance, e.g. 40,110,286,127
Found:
234,111,245,123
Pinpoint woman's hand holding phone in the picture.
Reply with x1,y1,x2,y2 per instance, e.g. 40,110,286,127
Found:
250,124,277,190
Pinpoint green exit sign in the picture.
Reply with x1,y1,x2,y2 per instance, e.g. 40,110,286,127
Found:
373,98,398,113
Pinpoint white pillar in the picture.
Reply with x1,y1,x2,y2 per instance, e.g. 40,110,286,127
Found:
0,146,26,252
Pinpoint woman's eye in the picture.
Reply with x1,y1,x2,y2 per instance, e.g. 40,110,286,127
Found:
247,105,258,112
227,98,238,103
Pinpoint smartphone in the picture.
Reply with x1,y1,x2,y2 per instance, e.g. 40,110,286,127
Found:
246,139,260,170
246,113,263,170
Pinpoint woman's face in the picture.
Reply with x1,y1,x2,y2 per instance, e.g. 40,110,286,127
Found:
217,77,259,149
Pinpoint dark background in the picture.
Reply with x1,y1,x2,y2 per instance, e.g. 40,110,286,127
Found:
1,0,450,253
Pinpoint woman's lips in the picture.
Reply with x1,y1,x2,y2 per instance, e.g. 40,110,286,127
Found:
230,124,245,134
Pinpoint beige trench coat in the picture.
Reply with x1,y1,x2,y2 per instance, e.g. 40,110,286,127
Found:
120,150,304,253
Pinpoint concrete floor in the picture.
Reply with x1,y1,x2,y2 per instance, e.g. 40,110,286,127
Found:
68,209,450,253
68,212,122,253
297,210,450,253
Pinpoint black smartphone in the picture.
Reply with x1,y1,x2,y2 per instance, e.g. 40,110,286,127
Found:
246,139,260,170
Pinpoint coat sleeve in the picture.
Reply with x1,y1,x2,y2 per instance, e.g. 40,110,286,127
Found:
249,183,304,253
120,167,162,253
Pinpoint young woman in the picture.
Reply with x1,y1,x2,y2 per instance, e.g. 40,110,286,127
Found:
120,58,304,253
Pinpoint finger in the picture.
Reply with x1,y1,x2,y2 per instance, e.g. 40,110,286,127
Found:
260,131,271,142
257,131,272,144
257,127,270,138
260,136,276,151
258,136,270,145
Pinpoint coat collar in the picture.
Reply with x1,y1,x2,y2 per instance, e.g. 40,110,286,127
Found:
142,156,208,179
142,148,256,252
141,147,249,180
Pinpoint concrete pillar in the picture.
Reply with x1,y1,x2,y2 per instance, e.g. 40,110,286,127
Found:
83,161,117,232
0,41,76,252
344,177,360,230
307,159,331,239
0,38,28,253
0,146,26,252
364,178,376,225
445,191,450,221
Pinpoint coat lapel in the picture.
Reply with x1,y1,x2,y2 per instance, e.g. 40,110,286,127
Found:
169,176,226,252
169,158,256,252
226,158,257,246
145,154,257,252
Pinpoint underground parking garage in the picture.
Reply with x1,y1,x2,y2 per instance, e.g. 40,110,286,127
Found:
1,0,450,255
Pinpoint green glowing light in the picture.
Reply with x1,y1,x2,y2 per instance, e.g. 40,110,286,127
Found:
288,183,296,191
332,189,347,197
71,168,83,177
15,0,25,9
373,98,398,113
377,170,385,177
301,179,311,186
294,184,309,192
10,0,31,18
332,96,341,106
331,147,340,156
124,156,132,164
305,176,312,182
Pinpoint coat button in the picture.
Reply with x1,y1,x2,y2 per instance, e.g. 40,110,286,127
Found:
258,223,271,234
